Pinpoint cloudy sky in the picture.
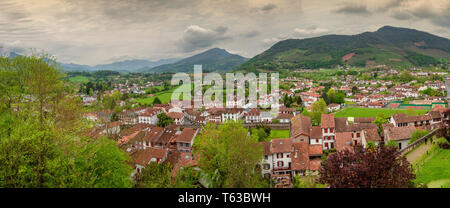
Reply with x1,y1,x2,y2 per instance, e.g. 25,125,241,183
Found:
0,0,449,65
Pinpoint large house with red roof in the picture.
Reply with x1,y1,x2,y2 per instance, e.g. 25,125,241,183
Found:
259,138,322,180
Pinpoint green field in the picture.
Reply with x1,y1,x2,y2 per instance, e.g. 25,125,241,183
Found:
334,107,429,118
414,140,450,188
269,129,290,139
68,75,91,83
135,86,190,105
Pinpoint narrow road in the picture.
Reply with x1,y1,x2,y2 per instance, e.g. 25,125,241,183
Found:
406,142,433,165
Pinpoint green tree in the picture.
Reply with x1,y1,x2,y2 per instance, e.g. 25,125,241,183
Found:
294,175,327,188
157,113,174,127
153,97,162,105
386,140,398,148
172,166,201,188
135,162,172,188
372,113,388,134
333,92,345,104
311,99,327,125
0,55,133,188
352,86,358,95
327,89,335,104
193,121,265,188
409,129,429,144
295,95,303,106
252,127,269,142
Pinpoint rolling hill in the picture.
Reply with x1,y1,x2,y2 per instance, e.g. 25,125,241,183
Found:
238,26,450,71
146,48,249,73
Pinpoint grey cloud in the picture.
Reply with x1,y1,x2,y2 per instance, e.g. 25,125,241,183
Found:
376,0,406,11
261,3,277,11
178,25,231,52
391,11,413,20
396,5,450,28
242,31,260,38
335,4,371,16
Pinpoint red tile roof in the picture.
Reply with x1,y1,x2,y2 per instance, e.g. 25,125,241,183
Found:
271,139,293,153
388,125,417,141
335,132,353,152
175,128,197,143
308,145,323,156
290,115,311,137
132,147,168,166
291,142,309,171
309,158,321,171
167,112,184,119
321,114,335,128
363,129,382,142
276,113,294,120
310,126,322,139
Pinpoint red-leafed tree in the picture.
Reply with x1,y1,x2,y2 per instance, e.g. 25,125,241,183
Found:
318,145,415,188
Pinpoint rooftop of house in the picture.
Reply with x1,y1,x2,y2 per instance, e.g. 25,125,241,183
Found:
363,129,382,142
167,112,184,119
271,139,293,154
321,114,335,129
290,115,311,138
392,113,431,123
387,125,417,141
291,142,309,171
310,126,322,139
175,128,197,143
308,145,323,156
335,132,353,152
276,113,294,120
132,147,168,166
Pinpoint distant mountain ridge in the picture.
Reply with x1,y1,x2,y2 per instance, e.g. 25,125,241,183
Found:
238,26,450,71
146,48,249,73
60,58,180,72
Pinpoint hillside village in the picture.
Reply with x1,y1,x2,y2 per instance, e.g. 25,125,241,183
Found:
81,68,450,188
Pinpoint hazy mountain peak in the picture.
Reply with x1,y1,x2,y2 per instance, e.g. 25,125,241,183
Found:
148,47,248,73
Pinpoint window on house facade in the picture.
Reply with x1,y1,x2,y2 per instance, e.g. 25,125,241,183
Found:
278,161,284,167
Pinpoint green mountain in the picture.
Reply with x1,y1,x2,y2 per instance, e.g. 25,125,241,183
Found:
146,48,249,73
238,26,450,71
